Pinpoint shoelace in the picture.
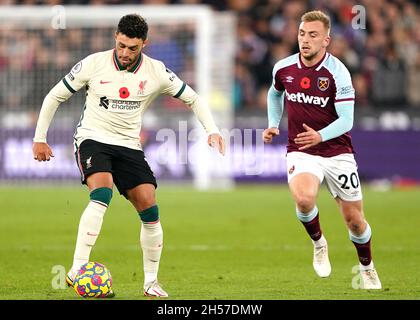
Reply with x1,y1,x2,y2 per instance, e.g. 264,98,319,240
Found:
364,270,378,282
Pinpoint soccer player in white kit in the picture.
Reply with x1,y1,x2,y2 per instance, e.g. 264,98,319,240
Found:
263,11,381,289
33,14,225,297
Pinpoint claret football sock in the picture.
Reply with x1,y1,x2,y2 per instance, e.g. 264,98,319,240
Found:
139,205,163,286
349,222,372,266
296,206,323,241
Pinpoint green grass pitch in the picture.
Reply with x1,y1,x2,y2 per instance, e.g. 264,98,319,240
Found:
0,184,419,300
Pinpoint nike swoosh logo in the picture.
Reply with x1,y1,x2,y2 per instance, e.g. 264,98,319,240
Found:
87,232,98,236
100,80,111,84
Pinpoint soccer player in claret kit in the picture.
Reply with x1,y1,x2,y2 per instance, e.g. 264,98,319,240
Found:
33,14,225,297
263,11,381,289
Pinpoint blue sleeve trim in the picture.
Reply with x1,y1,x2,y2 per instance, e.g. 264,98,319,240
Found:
267,85,284,128
318,102,354,142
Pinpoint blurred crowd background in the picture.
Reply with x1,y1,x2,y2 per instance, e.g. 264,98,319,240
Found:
1,0,419,115
0,0,419,184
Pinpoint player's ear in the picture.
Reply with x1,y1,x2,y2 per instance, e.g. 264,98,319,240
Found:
142,38,148,48
323,36,331,48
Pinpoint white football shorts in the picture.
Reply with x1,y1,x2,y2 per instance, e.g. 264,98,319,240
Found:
286,151,363,201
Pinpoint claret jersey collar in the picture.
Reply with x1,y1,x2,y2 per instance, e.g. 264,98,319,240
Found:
112,49,143,73
298,51,330,71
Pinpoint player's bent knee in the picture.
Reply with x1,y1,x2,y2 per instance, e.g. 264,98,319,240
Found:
295,195,316,213
137,195,156,212
348,220,367,236
127,186,156,211
90,187,113,207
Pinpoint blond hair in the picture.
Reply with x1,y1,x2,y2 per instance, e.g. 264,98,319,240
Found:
301,10,331,34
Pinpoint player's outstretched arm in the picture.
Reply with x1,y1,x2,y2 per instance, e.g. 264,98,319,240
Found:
33,142,54,162
188,95,225,155
32,80,74,162
171,84,225,155
159,64,225,155
33,56,92,162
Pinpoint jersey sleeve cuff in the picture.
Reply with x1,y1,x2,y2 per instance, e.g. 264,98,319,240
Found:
33,137,47,143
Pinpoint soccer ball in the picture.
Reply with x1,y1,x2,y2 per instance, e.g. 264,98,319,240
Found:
73,262,113,298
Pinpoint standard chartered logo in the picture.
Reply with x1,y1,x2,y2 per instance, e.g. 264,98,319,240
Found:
99,96,141,111
99,96,109,109
110,99,141,110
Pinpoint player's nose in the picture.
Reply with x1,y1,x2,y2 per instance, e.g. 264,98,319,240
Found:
121,48,129,56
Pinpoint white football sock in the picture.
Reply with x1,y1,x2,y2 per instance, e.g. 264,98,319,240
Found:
140,221,163,286
360,261,374,271
312,234,327,248
71,201,107,273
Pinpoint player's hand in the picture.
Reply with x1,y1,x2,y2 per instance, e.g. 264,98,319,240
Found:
32,142,54,162
208,133,225,156
294,123,322,150
263,128,279,144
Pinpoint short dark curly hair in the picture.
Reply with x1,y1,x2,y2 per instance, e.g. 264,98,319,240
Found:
117,14,148,40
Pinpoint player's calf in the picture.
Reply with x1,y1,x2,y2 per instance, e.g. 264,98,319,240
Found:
349,223,381,289
296,206,331,277
70,187,113,273
349,222,373,269
139,205,165,295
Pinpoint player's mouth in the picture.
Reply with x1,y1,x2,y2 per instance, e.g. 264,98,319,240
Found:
301,46,311,52
120,57,130,64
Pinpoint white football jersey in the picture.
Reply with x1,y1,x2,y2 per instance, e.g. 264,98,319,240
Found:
62,49,195,150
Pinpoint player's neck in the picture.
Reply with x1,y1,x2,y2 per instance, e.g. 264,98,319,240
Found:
300,50,326,67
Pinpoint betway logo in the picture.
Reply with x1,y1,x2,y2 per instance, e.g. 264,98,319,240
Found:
285,90,329,108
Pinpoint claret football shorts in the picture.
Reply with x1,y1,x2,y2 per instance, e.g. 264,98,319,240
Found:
75,139,157,197
286,151,363,201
